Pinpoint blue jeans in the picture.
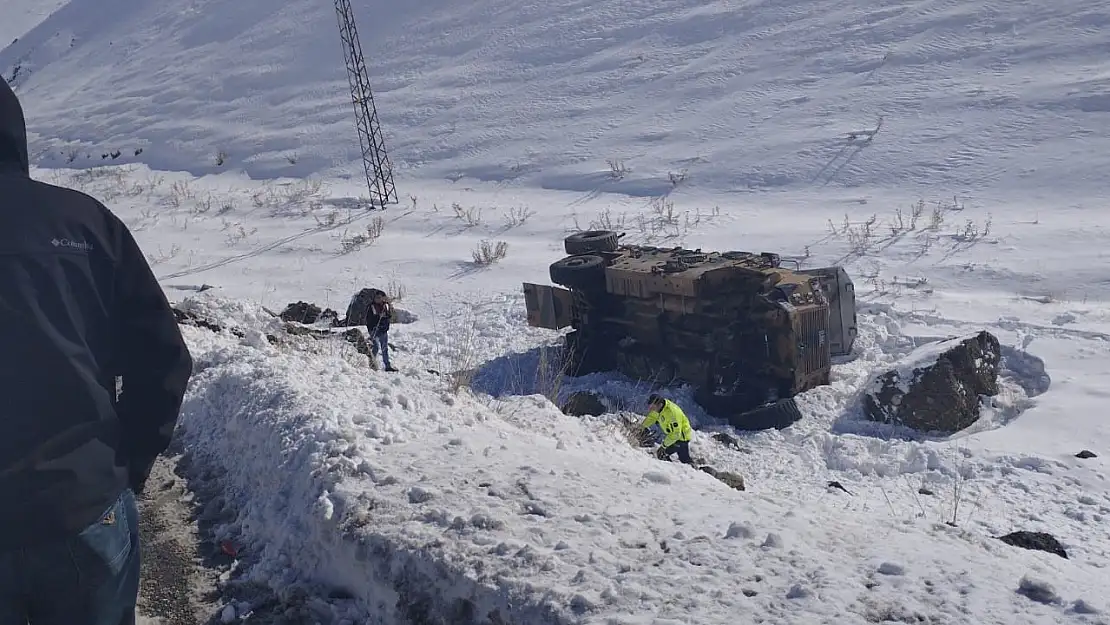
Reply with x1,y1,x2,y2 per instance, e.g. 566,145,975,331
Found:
371,330,391,369
0,490,140,625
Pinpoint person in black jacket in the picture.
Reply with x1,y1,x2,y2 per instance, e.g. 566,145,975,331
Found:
365,290,397,372
0,79,193,623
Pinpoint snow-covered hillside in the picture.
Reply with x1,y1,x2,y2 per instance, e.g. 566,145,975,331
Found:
2,0,1110,622
0,0,66,47
4,0,1110,196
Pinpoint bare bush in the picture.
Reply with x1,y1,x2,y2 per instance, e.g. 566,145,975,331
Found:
606,159,629,179
192,193,215,215
441,306,481,393
313,209,341,228
385,276,407,302
581,207,627,232
339,216,385,253
250,179,326,212
221,220,257,246
166,180,195,208
500,342,574,405
648,196,679,225
503,206,534,228
952,215,992,242
452,203,482,227
215,150,228,167
668,169,688,187
147,244,181,265
472,240,509,266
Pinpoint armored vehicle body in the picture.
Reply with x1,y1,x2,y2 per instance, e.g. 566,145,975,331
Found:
523,230,857,428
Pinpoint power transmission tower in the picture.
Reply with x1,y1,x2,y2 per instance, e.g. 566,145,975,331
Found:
334,0,398,207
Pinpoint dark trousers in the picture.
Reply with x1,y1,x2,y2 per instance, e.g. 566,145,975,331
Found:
660,440,693,464
0,490,140,625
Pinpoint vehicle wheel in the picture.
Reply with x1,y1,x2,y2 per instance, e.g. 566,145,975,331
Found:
564,230,619,255
729,398,803,431
550,254,606,290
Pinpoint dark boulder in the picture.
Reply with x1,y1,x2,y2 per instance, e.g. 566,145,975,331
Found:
1076,450,1097,459
340,288,418,326
173,307,228,334
712,432,741,450
863,331,1001,433
279,301,338,325
284,323,373,360
561,391,608,417
998,531,1068,559
699,466,746,491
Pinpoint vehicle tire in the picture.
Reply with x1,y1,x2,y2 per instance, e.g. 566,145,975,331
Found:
564,230,619,255
729,398,803,431
549,254,606,290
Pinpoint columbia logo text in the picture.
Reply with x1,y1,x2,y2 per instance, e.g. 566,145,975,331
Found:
51,238,94,252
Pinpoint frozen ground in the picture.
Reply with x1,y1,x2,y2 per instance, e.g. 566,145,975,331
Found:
3,0,1110,623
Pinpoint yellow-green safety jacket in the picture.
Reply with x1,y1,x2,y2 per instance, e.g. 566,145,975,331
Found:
641,399,692,447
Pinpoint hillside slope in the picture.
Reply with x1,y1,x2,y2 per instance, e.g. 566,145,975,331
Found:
0,0,67,47
3,0,1109,197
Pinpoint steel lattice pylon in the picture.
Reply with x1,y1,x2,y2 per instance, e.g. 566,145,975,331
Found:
334,0,398,207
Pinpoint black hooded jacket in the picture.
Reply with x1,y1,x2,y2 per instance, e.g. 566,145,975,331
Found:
0,79,193,550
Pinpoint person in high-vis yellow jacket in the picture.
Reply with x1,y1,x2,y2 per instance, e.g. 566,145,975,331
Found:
640,393,693,464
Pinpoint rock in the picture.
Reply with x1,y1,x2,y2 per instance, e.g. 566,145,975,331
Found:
284,324,373,360
699,465,746,491
863,331,1002,433
341,288,417,326
1017,575,1062,605
279,301,338,325
998,530,1068,559
712,432,741,449
392,307,419,324
561,391,608,417
1076,450,1097,459
877,561,905,576
172,307,230,334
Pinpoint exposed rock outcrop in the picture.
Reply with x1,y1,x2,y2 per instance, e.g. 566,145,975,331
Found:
560,391,608,417
863,331,1001,433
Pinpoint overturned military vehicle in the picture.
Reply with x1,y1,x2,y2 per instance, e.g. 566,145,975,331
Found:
523,230,857,430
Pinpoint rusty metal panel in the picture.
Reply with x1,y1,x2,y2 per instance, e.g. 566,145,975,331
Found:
794,305,831,382
523,283,573,329
605,265,700,298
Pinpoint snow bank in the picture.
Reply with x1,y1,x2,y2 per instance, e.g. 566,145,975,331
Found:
176,296,1107,624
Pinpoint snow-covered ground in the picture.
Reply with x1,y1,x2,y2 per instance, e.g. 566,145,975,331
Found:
4,0,1110,623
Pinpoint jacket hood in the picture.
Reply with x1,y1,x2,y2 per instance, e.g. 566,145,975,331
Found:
0,79,29,175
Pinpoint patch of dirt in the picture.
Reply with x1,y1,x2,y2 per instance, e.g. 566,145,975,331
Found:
136,456,223,624
136,448,355,625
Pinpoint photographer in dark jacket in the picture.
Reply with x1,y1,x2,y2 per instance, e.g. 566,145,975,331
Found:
0,79,193,624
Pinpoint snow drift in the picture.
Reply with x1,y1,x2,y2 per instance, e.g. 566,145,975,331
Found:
176,295,1106,624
